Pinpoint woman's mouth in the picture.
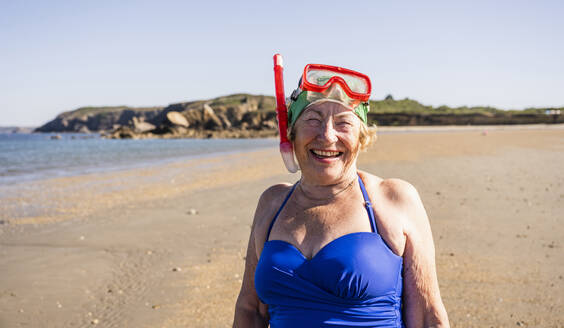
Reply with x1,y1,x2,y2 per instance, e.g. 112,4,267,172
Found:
310,149,343,159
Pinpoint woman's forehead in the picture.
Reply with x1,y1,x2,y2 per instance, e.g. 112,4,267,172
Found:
303,102,355,117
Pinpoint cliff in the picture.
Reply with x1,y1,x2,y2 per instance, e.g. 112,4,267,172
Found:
34,94,564,138
34,106,164,133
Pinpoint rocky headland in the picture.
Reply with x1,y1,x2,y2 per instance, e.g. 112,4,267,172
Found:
34,94,564,139
0,126,35,134
35,94,278,139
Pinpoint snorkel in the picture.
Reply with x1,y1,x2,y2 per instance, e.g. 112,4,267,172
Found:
273,54,299,173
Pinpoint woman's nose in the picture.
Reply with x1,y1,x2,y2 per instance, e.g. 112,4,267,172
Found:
317,119,338,143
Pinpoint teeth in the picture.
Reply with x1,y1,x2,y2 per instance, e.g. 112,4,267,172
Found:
312,150,340,157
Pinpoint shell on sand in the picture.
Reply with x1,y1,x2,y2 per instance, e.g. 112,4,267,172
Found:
166,111,189,127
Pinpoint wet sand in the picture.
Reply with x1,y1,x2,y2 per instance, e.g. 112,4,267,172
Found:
1,125,563,327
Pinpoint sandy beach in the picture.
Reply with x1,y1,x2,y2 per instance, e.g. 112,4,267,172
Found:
1,125,563,328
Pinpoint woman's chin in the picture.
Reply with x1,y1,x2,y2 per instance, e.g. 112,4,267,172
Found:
302,164,349,183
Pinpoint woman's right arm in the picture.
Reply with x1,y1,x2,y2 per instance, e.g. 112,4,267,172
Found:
233,190,275,327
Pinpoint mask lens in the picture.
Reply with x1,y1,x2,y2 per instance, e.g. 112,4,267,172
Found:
305,68,369,94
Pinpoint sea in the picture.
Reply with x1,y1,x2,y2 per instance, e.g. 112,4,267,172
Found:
0,133,278,186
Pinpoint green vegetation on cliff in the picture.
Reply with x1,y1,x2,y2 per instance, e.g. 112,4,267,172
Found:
50,94,564,119
62,106,163,118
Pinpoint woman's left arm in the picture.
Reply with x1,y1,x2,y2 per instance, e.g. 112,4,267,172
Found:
394,180,450,328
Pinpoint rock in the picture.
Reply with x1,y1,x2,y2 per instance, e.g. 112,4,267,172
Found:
217,112,232,129
107,126,139,139
91,318,99,325
241,111,277,130
169,126,189,135
181,108,204,128
152,304,161,309
187,208,198,215
241,111,262,129
132,117,156,133
35,106,163,133
172,267,182,272
0,126,35,133
261,120,277,129
203,104,223,130
166,111,189,128
78,125,91,133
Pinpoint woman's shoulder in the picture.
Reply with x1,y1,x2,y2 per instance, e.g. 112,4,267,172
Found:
256,183,295,218
252,182,296,245
259,183,295,202
358,171,428,255
358,170,421,207
359,170,429,234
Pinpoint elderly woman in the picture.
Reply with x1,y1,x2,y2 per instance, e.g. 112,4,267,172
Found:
233,62,449,327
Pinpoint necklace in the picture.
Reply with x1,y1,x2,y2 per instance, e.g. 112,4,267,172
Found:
297,177,356,202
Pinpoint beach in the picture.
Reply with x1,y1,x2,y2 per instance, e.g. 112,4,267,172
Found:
1,125,563,327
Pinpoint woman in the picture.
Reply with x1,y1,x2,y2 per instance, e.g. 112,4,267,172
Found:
233,63,449,327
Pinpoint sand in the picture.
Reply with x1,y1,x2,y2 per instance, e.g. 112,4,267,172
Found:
1,124,563,328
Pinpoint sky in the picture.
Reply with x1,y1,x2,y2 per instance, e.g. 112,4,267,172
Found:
1,0,563,126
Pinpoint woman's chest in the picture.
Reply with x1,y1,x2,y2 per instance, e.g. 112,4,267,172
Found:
269,202,373,259
256,232,403,301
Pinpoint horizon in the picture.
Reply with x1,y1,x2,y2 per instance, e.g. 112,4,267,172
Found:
1,0,563,126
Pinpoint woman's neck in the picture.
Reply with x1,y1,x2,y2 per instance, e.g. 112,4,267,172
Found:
298,170,358,203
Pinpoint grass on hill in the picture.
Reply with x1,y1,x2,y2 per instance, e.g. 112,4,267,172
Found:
58,94,562,119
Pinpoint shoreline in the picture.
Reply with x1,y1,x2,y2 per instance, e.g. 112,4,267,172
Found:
0,137,278,187
1,126,563,327
3,124,563,188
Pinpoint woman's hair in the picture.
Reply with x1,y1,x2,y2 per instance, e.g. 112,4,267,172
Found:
288,120,377,152
358,123,377,151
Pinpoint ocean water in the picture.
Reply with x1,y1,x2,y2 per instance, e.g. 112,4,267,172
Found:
0,133,278,185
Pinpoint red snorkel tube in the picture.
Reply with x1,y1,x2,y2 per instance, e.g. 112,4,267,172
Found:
273,54,299,173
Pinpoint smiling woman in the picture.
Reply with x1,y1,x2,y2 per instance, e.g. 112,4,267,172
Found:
233,62,450,327
292,102,364,185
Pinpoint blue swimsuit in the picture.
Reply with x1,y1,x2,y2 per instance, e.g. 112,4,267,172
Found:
255,176,404,327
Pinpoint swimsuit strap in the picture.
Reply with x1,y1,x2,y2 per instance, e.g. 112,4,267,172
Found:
358,175,379,234
265,182,298,241
265,177,378,241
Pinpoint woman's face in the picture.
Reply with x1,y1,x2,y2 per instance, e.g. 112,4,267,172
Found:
293,101,362,185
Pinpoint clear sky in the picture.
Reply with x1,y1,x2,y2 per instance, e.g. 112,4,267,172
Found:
1,0,563,126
